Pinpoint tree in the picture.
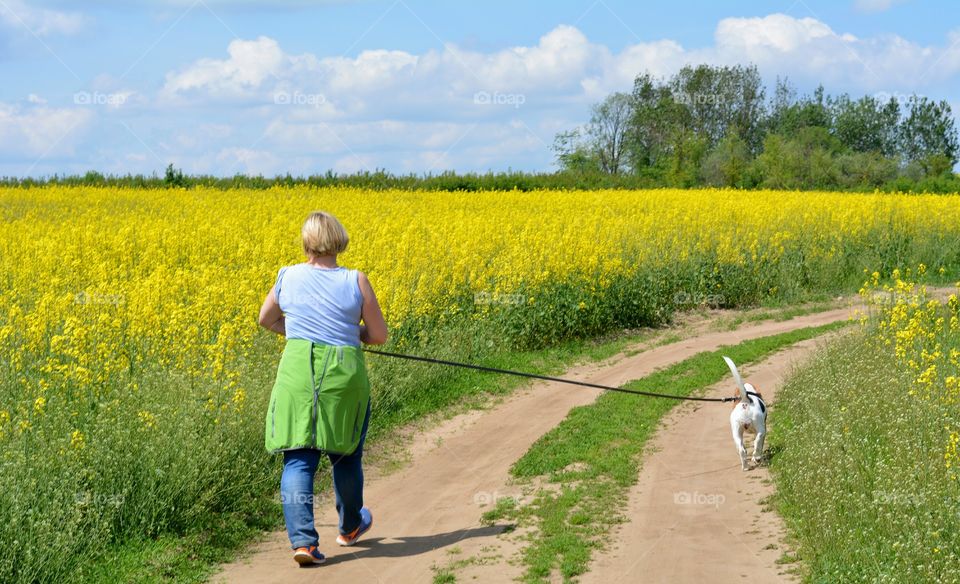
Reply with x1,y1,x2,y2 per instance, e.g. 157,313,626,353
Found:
587,92,633,175
553,93,633,175
836,151,899,188
753,127,841,190
898,96,959,175
701,134,751,187
767,81,831,135
669,64,766,152
830,94,900,156
627,73,681,174
664,129,708,187
753,133,791,189
552,128,600,174
164,163,186,188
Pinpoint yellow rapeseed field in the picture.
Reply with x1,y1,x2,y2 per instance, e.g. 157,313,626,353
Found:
861,269,960,475
2,185,960,581
2,186,960,437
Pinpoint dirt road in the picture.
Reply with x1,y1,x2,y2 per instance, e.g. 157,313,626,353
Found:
580,338,825,584
215,306,856,583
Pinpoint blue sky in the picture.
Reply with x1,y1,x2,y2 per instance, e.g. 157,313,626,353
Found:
1,0,958,176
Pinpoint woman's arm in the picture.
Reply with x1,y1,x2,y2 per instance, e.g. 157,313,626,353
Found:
357,271,388,345
258,287,286,336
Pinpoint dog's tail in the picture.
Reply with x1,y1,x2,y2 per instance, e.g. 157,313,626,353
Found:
741,382,754,405
723,356,748,401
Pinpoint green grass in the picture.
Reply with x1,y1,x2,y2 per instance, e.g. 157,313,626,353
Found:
711,299,842,331
429,544,502,584
79,511,278,584
769,331,960,583
432,569,457,584
495,321,849,583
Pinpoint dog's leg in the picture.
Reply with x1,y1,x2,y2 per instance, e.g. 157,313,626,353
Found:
752,425,766,466
731,421,748,471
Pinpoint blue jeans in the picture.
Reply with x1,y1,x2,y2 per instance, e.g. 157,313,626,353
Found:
281,404,371,549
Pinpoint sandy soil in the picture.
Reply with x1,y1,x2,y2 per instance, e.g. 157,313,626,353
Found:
213,303,862,584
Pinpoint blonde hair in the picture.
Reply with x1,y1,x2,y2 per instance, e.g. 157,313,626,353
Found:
301,211,349,257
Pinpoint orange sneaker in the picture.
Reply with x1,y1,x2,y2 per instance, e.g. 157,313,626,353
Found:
293,546,326,566
336,507,373,546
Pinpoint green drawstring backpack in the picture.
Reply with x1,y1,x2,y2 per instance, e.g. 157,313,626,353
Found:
265,339,370,455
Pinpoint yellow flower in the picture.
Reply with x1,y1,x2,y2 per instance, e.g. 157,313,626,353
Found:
33,396,47,415
137,410,157,429
70,430,86,450
231,387,247,410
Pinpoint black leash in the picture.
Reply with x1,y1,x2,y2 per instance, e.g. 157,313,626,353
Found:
362,348,738,403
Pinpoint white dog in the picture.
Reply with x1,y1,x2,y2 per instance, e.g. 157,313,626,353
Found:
722,357,768,471
730,382,767,470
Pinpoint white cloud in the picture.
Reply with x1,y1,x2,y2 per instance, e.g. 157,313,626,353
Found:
301,49,420,93
0,0,86,36
0,102,94,158
590,14,960,93
162,36,285,101
716,15,836,54
163,15,960,122
161,25,606,116
458,25,600,91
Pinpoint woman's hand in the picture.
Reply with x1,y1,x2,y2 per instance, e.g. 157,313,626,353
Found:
258,287,286,336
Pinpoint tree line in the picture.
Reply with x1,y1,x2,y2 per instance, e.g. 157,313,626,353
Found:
554,63,960,191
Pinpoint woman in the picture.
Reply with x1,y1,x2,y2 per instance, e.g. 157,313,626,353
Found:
258,211,388,566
